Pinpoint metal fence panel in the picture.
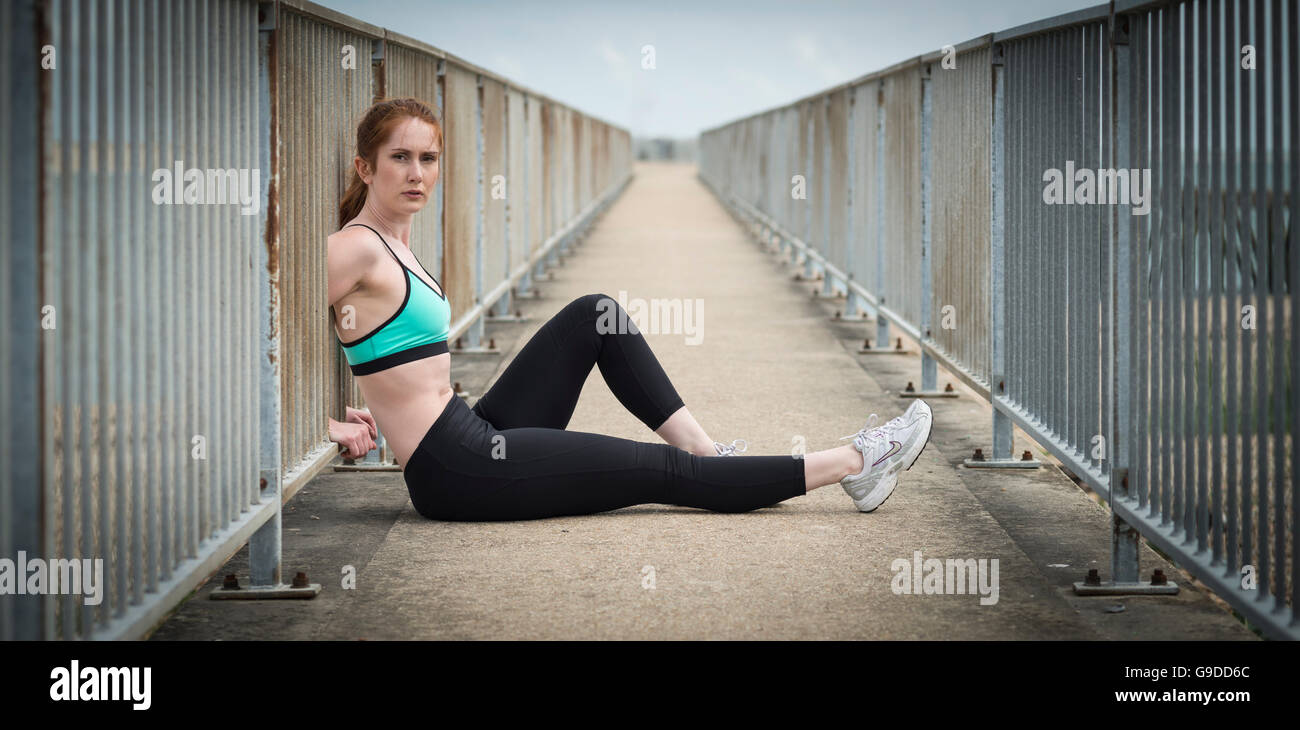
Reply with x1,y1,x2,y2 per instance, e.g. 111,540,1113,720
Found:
36,0,264,639
1122,0,1293,631
930,46,992,385
442,62,478,321
879,65,924,327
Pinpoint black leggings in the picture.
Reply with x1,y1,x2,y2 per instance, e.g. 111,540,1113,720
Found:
402,293,807,521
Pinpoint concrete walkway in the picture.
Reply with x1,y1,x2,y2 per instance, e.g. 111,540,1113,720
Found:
151,161,1254,640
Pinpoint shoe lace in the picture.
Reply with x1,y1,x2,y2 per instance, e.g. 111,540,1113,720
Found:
838,413,906,453
713,439,748,456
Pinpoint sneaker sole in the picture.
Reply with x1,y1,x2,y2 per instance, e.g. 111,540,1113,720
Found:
905,421,931,471
855,468,900,513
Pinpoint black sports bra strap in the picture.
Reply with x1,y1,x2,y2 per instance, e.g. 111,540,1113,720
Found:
345,223,403,266
344,222,445,299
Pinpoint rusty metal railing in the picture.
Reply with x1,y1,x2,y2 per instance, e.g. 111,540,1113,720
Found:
0,0,631,640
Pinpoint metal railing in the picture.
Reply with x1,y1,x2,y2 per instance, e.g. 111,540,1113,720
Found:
700,0,1295,639
1,0,631,640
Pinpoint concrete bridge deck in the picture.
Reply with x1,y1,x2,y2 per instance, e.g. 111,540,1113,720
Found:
150,161,1254,640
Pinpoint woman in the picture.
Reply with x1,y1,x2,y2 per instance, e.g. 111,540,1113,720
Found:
326,97,933,521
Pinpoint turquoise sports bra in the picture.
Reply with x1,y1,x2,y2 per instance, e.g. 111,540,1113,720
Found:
335,223,451,376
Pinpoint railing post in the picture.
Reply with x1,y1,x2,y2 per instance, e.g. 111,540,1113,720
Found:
4,0,43,640
1097,10,1148,591
990,44,1014,461
248,1,282,590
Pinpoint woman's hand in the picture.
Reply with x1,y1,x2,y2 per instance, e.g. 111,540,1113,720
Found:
345,406,377,439
329,417,377,459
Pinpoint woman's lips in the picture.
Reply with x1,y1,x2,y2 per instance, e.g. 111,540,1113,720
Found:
403,191,423,198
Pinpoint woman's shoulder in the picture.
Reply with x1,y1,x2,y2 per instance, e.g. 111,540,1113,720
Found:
327,224,383,296
330,221,376,246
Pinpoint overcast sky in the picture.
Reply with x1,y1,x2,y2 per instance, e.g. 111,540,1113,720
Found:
318,0,1100,138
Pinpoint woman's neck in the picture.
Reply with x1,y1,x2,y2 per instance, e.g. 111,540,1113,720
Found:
358,202,413,246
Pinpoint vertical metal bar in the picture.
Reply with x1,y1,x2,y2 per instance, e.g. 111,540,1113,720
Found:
1252,0,1269,594
875,84,888,345
991,44,1012,460
1195,0,1210,554
1224,0,1240,574
102,0,120,625
250,0,281,589
132,0,149,605
1266,0,1284,612
920,63,935,390
1135,10,1150,511
471,76,484,347
816,97,826,287
5,0,43,640
1164,5,1185,527
115,0,135,617
1099,21,1110,479
1025,35,1035,419
241,0,255,514
1177,0,1192,546
436,59,446,288
1235,0,1253,572
81,0,99,637
159,0,174,584
55,0,73,640
1066,24,1078,459
1112,11,1140,585
1050,29,1062,440
846,89,858,315
1207,0,1224,566
219,0,232,528
1288,0,1299,618
1096,21,1108,478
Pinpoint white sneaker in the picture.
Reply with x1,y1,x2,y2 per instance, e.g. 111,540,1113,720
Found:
713,439,748,456
838,400,933,512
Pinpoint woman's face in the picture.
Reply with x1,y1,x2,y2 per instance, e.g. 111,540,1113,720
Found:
359,116,440,216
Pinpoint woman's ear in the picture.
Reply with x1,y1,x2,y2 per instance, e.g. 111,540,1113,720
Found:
354,155,372,185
